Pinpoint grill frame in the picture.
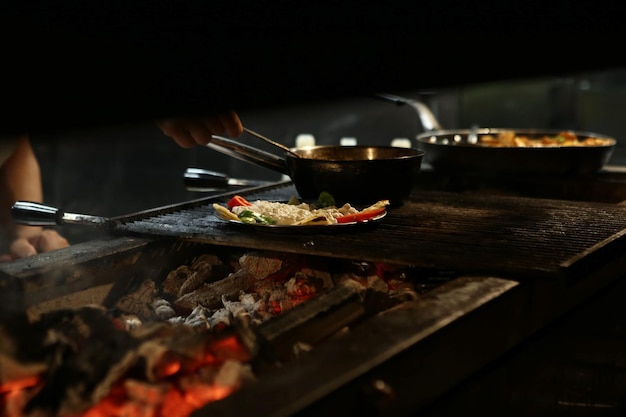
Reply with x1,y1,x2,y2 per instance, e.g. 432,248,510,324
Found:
4,183,626,416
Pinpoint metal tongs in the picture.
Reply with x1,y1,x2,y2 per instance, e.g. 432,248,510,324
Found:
243,127,300,158
11,201,111,227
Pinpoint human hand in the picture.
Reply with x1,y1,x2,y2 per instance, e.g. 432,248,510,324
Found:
0,229,70,262
155,111,244,148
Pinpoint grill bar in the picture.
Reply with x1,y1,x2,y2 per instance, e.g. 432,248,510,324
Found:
111,183,626,281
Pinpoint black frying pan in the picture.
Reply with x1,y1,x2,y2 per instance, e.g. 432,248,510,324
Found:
377,93,616,176
207,136,424,205
416,128,615,175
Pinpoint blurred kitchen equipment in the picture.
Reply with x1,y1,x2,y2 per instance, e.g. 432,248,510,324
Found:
184,168,268,191
377,93,616,175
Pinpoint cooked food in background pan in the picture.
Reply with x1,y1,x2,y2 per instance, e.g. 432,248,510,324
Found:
477,130,614,148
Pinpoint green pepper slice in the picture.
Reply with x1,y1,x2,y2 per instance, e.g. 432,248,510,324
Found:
237,210,277,225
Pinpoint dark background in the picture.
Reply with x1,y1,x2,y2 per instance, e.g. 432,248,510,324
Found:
3,1,626,135
3,1,626,247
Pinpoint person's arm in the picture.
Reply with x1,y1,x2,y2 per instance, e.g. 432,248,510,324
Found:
0,135,68,261
155,110,243,148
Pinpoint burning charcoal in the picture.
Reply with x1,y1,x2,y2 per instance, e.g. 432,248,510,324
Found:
132,324,251,382
334,271,369,289
386,278,420,302
252,280,290,318
162,254,228,300
257,280,367,362
23,306,142,417
115,279,159,320
152,298,177,320
227,306,261,358
176,359,256,406
167,316,185,325
178,255,224,297
299,266,334,289
334,267,421,312
123,378,169,408
366,275,390,293
220,294,263,337
239,251,296,280
178,271,206,297
285,272,325,299
212,359,256,391
208,309,236,331
183,305,212,330
173,268,258,312
162,264,193,299
130,324,205,369
207,333,252,363
114,313,143,331
222,294,261,318
127,320,174,340
252,271,328,319
237,292,262,313
190,253,222,276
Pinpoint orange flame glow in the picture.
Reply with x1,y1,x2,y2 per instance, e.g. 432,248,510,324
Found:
0,375,40,394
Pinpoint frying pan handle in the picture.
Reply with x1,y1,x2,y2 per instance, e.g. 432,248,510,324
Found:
375,93,443,131
208,135,290,175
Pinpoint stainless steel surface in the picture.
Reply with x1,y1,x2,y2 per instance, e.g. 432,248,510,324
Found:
375,93,442,131
184,168,269,191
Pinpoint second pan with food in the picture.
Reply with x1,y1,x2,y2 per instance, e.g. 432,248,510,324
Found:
376,93,616,176
416,128,616,175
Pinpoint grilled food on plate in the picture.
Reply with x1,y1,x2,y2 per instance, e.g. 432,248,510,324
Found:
213,194,389,226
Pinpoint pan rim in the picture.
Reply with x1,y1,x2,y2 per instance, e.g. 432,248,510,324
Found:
289,145,425,161
416,128,616,148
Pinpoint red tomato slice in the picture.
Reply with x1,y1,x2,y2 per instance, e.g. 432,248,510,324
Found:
227,195,252,209
336,206,386,224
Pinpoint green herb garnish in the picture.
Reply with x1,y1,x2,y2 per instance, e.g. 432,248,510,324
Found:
317,191,336,208
237,210,276,225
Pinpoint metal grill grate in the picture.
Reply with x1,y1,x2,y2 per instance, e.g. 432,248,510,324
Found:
111,183,626,281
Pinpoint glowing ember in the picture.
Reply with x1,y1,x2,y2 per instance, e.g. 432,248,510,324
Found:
0,249,421,417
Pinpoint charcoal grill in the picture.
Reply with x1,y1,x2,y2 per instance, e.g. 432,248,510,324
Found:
3,179,626,417
105,180,626,282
